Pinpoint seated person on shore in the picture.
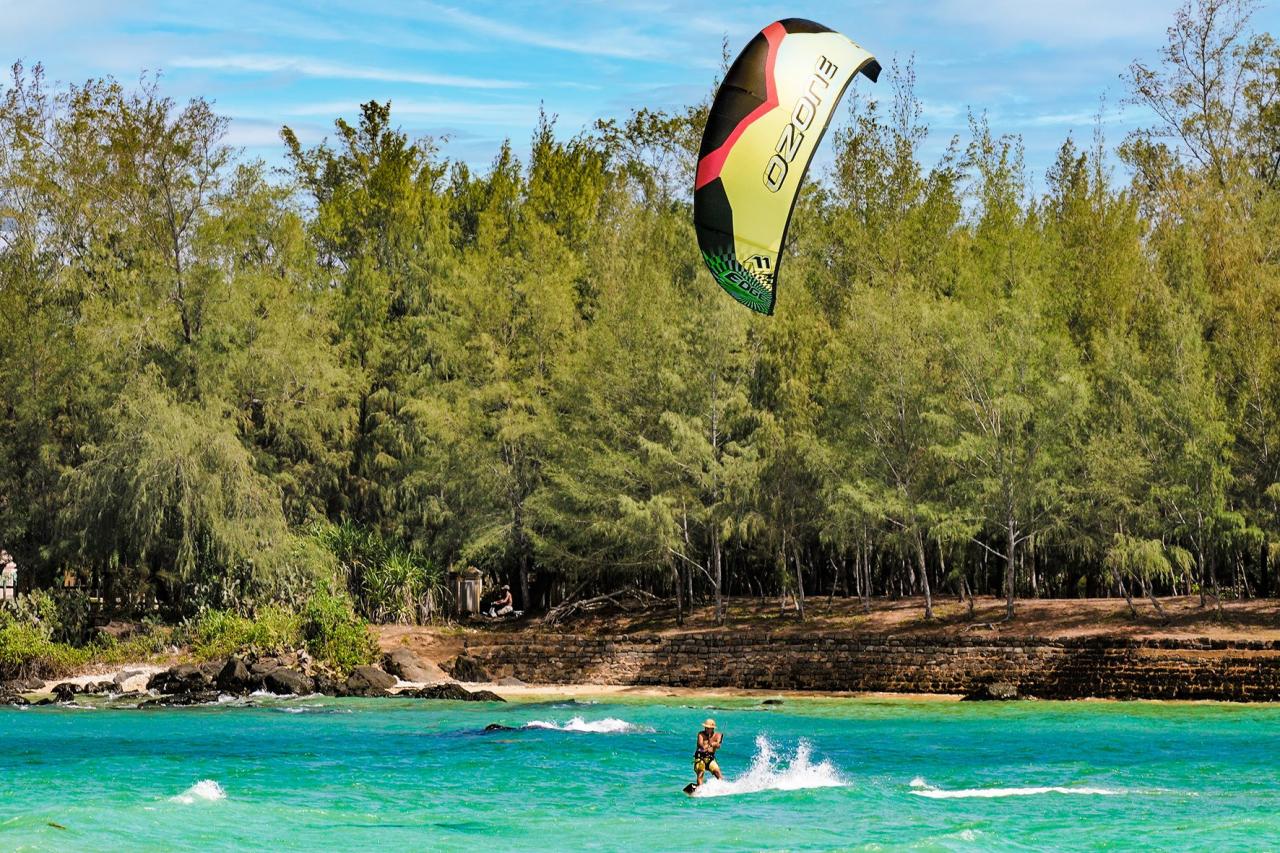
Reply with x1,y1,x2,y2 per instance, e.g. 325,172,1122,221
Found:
692,718,723,788
0,550,15,602
486,585,514,618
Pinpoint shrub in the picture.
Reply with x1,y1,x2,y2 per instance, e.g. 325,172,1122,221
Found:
300,588,377,674
309,521,448,624
184,605,302,660
10,589,60,640
89,626,173,666
0,612,88,680
52,590,94,645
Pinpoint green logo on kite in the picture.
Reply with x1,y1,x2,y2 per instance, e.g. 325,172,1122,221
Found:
702,250,773,314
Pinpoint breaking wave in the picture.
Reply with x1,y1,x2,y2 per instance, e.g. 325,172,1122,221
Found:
909,777,1121,799
690,736,845,798
170,780,226,804
523,716,653,734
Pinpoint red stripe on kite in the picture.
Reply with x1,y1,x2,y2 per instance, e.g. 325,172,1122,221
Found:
694,21,785,191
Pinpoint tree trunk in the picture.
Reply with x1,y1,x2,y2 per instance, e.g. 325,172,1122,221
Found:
673,564,684,627
1197,547,1207,608
1259,541,1270,599
713,537,724,626
1118,576,1139,619
1144,578,1167,622
514,501,531,612
1004,516,1017,620
915,528,934,620
792,546,806,621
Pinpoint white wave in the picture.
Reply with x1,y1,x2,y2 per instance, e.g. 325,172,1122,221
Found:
909,778,1120,799
170,780,226,804
523,716,652,734
690,736,846,798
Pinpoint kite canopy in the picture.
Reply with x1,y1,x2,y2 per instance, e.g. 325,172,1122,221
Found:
694,19,880,314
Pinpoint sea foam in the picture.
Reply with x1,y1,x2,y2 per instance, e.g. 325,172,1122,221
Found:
909,778,1121,799
171,780,226,804
523,716,652,734
689,736,846,798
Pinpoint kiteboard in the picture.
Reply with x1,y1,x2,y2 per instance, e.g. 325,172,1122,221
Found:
683,783,698,796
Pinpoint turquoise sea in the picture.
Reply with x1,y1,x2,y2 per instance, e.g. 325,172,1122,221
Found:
2,694,1278,851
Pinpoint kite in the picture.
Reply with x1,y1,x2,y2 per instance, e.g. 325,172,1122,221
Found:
694,19,880,314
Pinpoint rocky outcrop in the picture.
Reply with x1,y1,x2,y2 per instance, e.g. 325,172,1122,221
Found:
51,682,81,702
139,691,220,708
4,676,44,692
148,663,213,695
263,668,313,696
383,648,448,683
345,665,396,696
445,654,491,683
215,658,255,693
114,670,151,694
408,683,505,702
19,658,484,708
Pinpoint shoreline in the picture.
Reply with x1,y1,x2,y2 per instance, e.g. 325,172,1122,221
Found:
8,662,1280,705
12,661,1274,706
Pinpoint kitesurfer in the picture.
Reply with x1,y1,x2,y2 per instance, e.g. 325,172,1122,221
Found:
692,718,724,788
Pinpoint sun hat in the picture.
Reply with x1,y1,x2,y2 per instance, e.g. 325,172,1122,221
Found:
703,718,716,729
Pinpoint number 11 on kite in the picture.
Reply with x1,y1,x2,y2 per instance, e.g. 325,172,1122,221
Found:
694,19,880,315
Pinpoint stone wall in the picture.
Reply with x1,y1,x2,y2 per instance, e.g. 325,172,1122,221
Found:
464,633,1280,701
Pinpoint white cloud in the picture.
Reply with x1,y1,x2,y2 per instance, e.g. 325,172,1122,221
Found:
400,2,672,61
170,54,526,89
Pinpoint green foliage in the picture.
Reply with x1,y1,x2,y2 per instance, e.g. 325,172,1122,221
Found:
181,592,373,673
299,588,378,674
184,605,302,661
0,609,88,680
3,0,1280,624
309,521,445,622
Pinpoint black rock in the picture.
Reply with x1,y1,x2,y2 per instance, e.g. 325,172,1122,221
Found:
216,657,255,694
0,692,29,706
312,673,348,697
445,655,491,683
82,680,114,695
4,676,44,692
413,683,474,701
263,668,313,696
198,660,225,679
139,690,221,708
148,664,213,694
250,659,280,677
484,723,517,731
466,689,505,702
412,683,505,702
345,665,396,696
51,683,81,702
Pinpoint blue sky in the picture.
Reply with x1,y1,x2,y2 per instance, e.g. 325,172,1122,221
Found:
4,1,1278,186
